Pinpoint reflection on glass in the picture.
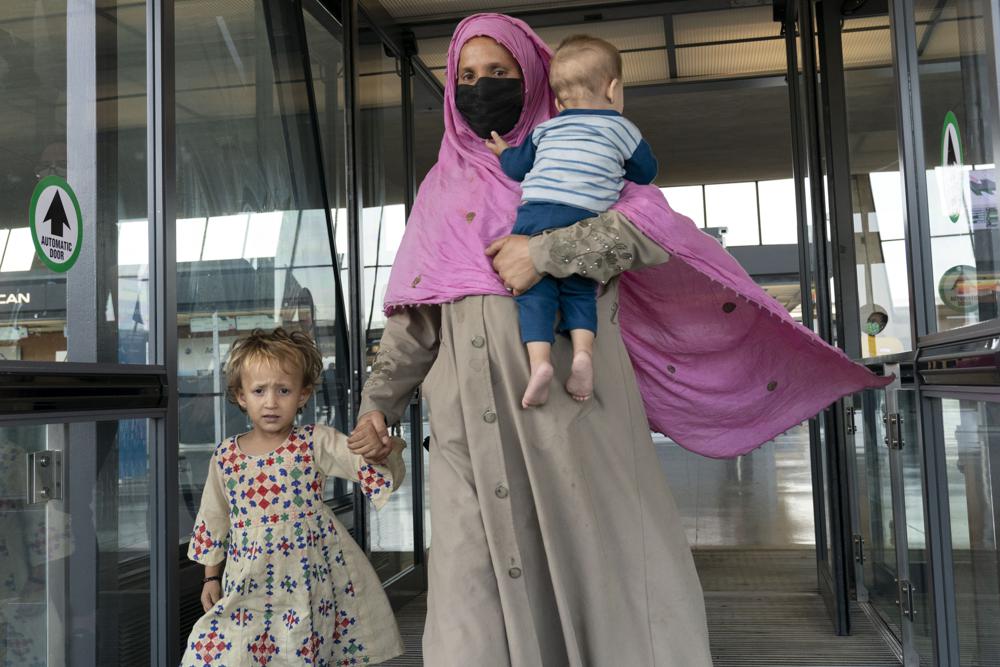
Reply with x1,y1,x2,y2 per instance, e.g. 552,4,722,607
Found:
174,0,350,562
657,423,816,547
0,2,149,363
0,420,151,666
914,0,1000,333
939,397,1000,666
841,11,913,357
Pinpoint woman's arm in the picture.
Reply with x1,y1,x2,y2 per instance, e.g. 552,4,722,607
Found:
358,305,441,425
349,305,441,462
488,210,670,293
529,210,669,284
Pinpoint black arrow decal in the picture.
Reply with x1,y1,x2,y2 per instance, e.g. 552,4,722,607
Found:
43,192,71,238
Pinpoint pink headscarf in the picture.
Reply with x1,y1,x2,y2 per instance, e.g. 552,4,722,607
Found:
383,13,890,458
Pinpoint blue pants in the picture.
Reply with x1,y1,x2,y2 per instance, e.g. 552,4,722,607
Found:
512,202,598,344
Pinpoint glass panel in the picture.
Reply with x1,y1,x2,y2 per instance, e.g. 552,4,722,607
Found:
938,397,1000,666
0,1,150,363
660,186,705,228
758,179,798,245
704,182,760,246
853,393,874,591
863,389,902,638
658,423,815,548
842,9,914,356
913,0,1000,333
0,420,151,666
898,391,933,663
174,0,349,548
358,26,413,580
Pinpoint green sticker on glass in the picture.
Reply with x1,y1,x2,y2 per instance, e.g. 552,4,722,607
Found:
941,111,964,223
29,175,83,272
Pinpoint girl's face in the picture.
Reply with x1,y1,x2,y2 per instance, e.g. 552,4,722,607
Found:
236,359,311,437
457,36,522,85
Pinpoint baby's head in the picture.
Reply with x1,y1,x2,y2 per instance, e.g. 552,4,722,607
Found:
225,328,323,419
549,35,624,112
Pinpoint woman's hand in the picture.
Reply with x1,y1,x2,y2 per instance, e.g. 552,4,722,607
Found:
485,234,541,295
201,580,222,612
348,411,394,464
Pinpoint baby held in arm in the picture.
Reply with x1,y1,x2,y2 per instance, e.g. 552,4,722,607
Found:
486,34,658,408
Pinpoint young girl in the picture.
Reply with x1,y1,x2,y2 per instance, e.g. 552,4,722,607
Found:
181,328,405,666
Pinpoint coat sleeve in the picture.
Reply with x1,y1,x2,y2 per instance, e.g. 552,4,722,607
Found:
358,305,442,425
311,424,406,511
527,209,670,284
187,453,230,566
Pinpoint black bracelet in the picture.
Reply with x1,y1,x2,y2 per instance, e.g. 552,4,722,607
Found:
203,575,221,584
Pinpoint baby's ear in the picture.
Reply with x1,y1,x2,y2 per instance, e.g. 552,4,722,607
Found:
607,78,620,102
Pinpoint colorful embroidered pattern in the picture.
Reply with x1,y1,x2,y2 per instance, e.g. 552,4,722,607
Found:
357,463,392,500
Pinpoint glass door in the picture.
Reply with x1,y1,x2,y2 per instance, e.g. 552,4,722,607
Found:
786,0,851,629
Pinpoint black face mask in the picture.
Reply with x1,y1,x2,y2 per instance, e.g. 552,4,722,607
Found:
455,77,524,139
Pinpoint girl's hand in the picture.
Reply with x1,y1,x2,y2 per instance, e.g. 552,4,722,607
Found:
348,411,393,464
485,235,541,295
486,131,509,157
201,580,222,612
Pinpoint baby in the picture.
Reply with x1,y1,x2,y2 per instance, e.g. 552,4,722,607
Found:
488,34,658,408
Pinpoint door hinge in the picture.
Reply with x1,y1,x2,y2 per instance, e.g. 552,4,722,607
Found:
883,412,904,450
853,533,865,564
895,578,916,620
26,450,62,504
846,406,857,435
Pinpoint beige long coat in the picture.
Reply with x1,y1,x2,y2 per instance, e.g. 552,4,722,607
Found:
360,212,713,666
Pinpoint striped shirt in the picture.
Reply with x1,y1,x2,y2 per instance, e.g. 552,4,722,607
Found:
499,109,657,214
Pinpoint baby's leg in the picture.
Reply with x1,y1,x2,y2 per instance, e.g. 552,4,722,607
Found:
566,330,594,401
558,276,598,401
515,278,559,408
523,342,554,408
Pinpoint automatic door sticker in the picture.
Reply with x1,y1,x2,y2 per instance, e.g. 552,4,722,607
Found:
29,175,82,272
937,111,968,225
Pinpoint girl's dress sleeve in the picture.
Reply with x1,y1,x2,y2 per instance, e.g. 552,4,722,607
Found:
187,453,230,566
312,424,406,511
528,209,670,284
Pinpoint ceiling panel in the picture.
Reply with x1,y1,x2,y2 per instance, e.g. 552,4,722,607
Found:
378,0,634,21
673,6,778,46
676,40,785,80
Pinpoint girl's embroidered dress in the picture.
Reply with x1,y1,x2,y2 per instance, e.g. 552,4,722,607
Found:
181,424,404,667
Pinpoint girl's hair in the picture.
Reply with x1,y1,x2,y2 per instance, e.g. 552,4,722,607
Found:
225,328,323,405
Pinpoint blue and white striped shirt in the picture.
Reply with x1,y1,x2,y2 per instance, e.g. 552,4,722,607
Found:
499,109,657,214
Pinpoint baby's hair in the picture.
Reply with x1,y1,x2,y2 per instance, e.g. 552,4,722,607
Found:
550,34,623,106
224,328,323,406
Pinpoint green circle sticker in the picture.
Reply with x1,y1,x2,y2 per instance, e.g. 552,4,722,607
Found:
29,175,83,272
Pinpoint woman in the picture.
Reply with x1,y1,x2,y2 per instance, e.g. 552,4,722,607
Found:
348,13,888,666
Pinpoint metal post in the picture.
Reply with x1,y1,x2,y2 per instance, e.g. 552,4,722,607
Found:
148,0,179,663
342,0,369,551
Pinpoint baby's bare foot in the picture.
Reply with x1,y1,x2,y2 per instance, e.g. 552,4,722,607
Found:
522,362,554,408
566,351,593,401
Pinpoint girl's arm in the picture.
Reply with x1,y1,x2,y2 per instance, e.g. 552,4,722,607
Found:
315,424,406,511
188,453,230,610
201,563,222,612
